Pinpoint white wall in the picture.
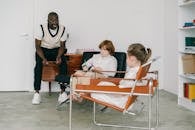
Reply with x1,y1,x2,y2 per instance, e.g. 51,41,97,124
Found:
1,0,177,92
34,0,164,91
164,0,178,94
35,0,164,52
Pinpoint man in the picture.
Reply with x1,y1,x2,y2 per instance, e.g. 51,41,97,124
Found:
32,12,69,105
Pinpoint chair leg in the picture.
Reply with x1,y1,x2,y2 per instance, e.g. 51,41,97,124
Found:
49,82,51,96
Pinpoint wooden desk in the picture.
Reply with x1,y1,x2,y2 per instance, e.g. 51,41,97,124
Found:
65,53,82,75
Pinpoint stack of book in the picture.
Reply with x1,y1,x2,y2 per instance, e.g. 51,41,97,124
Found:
183,19,195,28
184,83,195,102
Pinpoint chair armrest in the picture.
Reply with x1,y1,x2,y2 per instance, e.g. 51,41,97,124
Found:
75,78,158,95
148,70,159,80
94,70,127,78
98,70,126,73
75,83,156,96
148,70,158,74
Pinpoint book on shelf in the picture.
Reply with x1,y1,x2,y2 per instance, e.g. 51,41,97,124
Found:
185,37,195,49
184,83,195,101
184,83,189,98
189,84,195,100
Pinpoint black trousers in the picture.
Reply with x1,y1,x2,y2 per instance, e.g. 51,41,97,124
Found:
34,47,67,91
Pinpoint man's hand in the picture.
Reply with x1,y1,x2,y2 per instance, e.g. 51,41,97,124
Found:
56,57,62,64
42,59,48,65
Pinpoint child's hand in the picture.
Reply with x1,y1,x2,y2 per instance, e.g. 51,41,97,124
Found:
82,65,88,72
92,67,102,73
74,70,86,76
94,67,102,71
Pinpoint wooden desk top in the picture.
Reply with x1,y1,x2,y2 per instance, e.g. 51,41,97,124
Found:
65,53,82,56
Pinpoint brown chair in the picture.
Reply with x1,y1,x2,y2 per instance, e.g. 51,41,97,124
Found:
69,57,160,130
42,61,59,95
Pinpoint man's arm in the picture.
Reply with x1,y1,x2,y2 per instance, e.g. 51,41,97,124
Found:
35,39,48,65
56,41,65,64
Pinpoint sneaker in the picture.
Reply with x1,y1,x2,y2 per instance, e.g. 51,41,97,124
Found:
32,93,41,105
58,92,69,104
65,87,70,95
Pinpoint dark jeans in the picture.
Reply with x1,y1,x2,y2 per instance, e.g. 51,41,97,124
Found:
34,47,67,91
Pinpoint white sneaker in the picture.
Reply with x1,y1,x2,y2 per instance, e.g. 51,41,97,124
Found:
58,92,68,104
32,93,41,105
65,87,70,95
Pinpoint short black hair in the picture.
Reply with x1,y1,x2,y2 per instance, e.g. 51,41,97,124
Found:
48,12,58,19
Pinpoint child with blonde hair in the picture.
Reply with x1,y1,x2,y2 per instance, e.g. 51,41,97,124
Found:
91,43,152,111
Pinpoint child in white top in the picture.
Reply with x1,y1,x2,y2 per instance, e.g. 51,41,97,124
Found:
81,53,117,77
74,40,117,78
91,43,152,109
72,40,117,101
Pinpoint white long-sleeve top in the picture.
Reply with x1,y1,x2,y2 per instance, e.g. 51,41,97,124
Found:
119,66,140,88
91,66,140,109
82,54,117,77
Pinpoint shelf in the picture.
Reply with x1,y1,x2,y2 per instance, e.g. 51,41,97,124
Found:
179,0,195,6
178,0,195,112
180,74,195,80
179,26,195,30
179,49,195,54
178,97,195,112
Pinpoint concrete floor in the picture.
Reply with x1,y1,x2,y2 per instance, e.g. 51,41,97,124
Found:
0,90,195,130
